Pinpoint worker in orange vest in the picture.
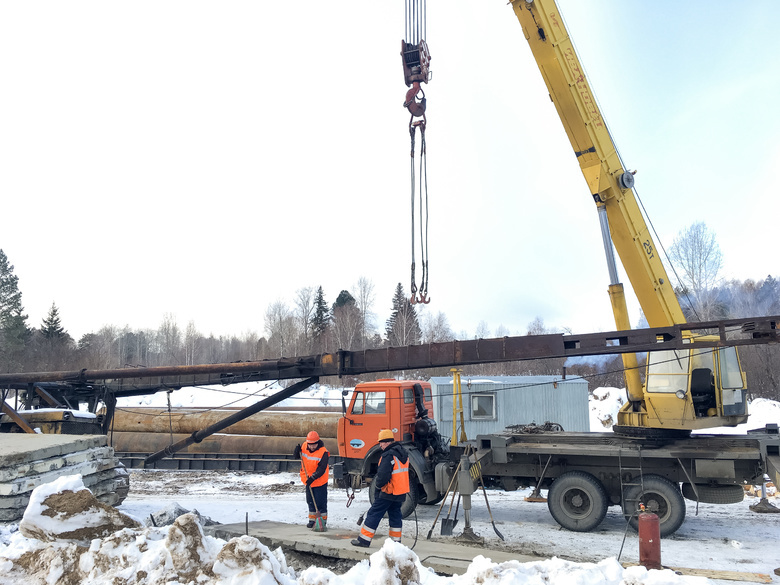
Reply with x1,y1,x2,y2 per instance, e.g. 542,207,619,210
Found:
351,429,409,547
294,430,329,528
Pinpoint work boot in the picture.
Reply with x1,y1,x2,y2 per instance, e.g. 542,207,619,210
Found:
306,521,315,528
351,538,370,548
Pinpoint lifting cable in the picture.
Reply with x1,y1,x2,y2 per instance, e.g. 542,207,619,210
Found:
402,0,431,304
409,119,429,304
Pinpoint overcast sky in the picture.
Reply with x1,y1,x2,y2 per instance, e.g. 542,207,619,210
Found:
1,1,778,343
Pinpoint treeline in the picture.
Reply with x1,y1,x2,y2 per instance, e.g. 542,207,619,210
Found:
1,248,778,399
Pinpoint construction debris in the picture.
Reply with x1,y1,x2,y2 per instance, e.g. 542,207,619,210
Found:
0,434,129,522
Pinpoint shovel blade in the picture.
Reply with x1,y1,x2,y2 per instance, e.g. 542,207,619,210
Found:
440,518,458,536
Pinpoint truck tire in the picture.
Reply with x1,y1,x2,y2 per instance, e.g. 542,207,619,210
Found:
547,471,608,532
368,471,420,519
681,483,744,504
623,475,685,537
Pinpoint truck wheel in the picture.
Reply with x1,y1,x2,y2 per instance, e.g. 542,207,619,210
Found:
623,475,685,537
368,471,420,519
682,483,744,504
547,471,608,532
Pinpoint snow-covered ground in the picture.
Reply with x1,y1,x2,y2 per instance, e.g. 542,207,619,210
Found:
1,383,778,585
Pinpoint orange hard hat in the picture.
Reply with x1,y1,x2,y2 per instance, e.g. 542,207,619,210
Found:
377,429,394,442
306,431,320,443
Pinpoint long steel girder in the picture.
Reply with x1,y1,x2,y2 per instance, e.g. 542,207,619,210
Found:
0,316,777,400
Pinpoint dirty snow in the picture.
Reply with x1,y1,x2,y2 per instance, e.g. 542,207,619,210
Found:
1,384,778,584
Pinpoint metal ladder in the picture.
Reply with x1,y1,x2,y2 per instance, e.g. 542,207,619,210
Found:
617,445,646,561
619,445,645,517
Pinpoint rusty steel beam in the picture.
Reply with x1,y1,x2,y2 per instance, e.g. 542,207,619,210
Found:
0,316,775,392
1,401,36,434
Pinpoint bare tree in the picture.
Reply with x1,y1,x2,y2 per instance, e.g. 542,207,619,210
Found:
293,287,315,352
668,222,724,320
352,277,376,349
474,321,490,339
184,321,200,365
420,311,454,343
157,313,182,365
264,300,298,356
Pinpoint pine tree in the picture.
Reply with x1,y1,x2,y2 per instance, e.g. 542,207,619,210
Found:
311,286,330,344
385,283,421,346
0,249,30,364
41,302,66,339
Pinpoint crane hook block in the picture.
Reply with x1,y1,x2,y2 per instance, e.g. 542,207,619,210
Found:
401,39,431,87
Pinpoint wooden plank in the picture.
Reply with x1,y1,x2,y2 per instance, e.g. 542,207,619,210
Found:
622,562,772,583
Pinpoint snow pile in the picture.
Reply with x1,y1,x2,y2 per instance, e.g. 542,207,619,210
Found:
0,476,717,585
589,387,625,430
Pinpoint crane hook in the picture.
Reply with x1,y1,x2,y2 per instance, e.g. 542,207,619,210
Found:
404,82,427,119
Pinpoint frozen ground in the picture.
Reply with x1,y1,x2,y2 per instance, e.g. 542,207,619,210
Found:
117,469,779,578
1,384,778,584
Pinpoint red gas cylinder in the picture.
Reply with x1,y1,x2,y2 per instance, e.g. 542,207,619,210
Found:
638,512,662,570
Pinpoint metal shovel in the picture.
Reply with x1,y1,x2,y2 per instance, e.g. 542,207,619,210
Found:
440,493,460,535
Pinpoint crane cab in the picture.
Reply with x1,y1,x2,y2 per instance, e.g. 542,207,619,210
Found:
617,345,748,434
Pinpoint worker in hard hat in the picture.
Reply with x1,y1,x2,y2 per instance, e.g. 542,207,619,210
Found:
294,430,329,528
351,429,409,547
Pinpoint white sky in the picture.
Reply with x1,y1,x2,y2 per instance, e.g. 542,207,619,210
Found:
2,1,778,342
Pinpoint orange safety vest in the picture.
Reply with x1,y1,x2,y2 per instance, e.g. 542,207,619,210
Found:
380,454,410,496
300,443,329,488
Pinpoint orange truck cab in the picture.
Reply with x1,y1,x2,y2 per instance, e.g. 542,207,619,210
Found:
335,379,449,512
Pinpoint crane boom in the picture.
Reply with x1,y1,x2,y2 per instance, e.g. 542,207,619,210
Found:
510,0,684,328
509,0,765,434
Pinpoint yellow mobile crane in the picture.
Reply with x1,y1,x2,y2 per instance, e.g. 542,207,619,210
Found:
511,0,748,435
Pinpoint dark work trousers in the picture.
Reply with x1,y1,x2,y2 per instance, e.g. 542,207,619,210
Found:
358,496,403,543
305,484,328,521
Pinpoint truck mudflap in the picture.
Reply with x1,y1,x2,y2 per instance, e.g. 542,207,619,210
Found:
406,446,439,504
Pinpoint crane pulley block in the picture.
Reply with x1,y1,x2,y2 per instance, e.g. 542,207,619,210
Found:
401,39,431,87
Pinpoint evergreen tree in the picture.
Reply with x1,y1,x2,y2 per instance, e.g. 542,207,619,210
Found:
41,302,66,339
0,249,30,366
311,286,330,339
333,290,356,309
385,283,421,346
311,286,330,352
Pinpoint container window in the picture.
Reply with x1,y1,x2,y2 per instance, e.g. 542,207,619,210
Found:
471,394,495,419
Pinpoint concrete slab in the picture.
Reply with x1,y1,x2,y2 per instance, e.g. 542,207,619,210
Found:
0,434,107,467
208,520,540,576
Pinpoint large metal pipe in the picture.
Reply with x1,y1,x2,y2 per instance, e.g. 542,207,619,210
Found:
144,377,319,464
111,408,339,438
109,432,338,456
